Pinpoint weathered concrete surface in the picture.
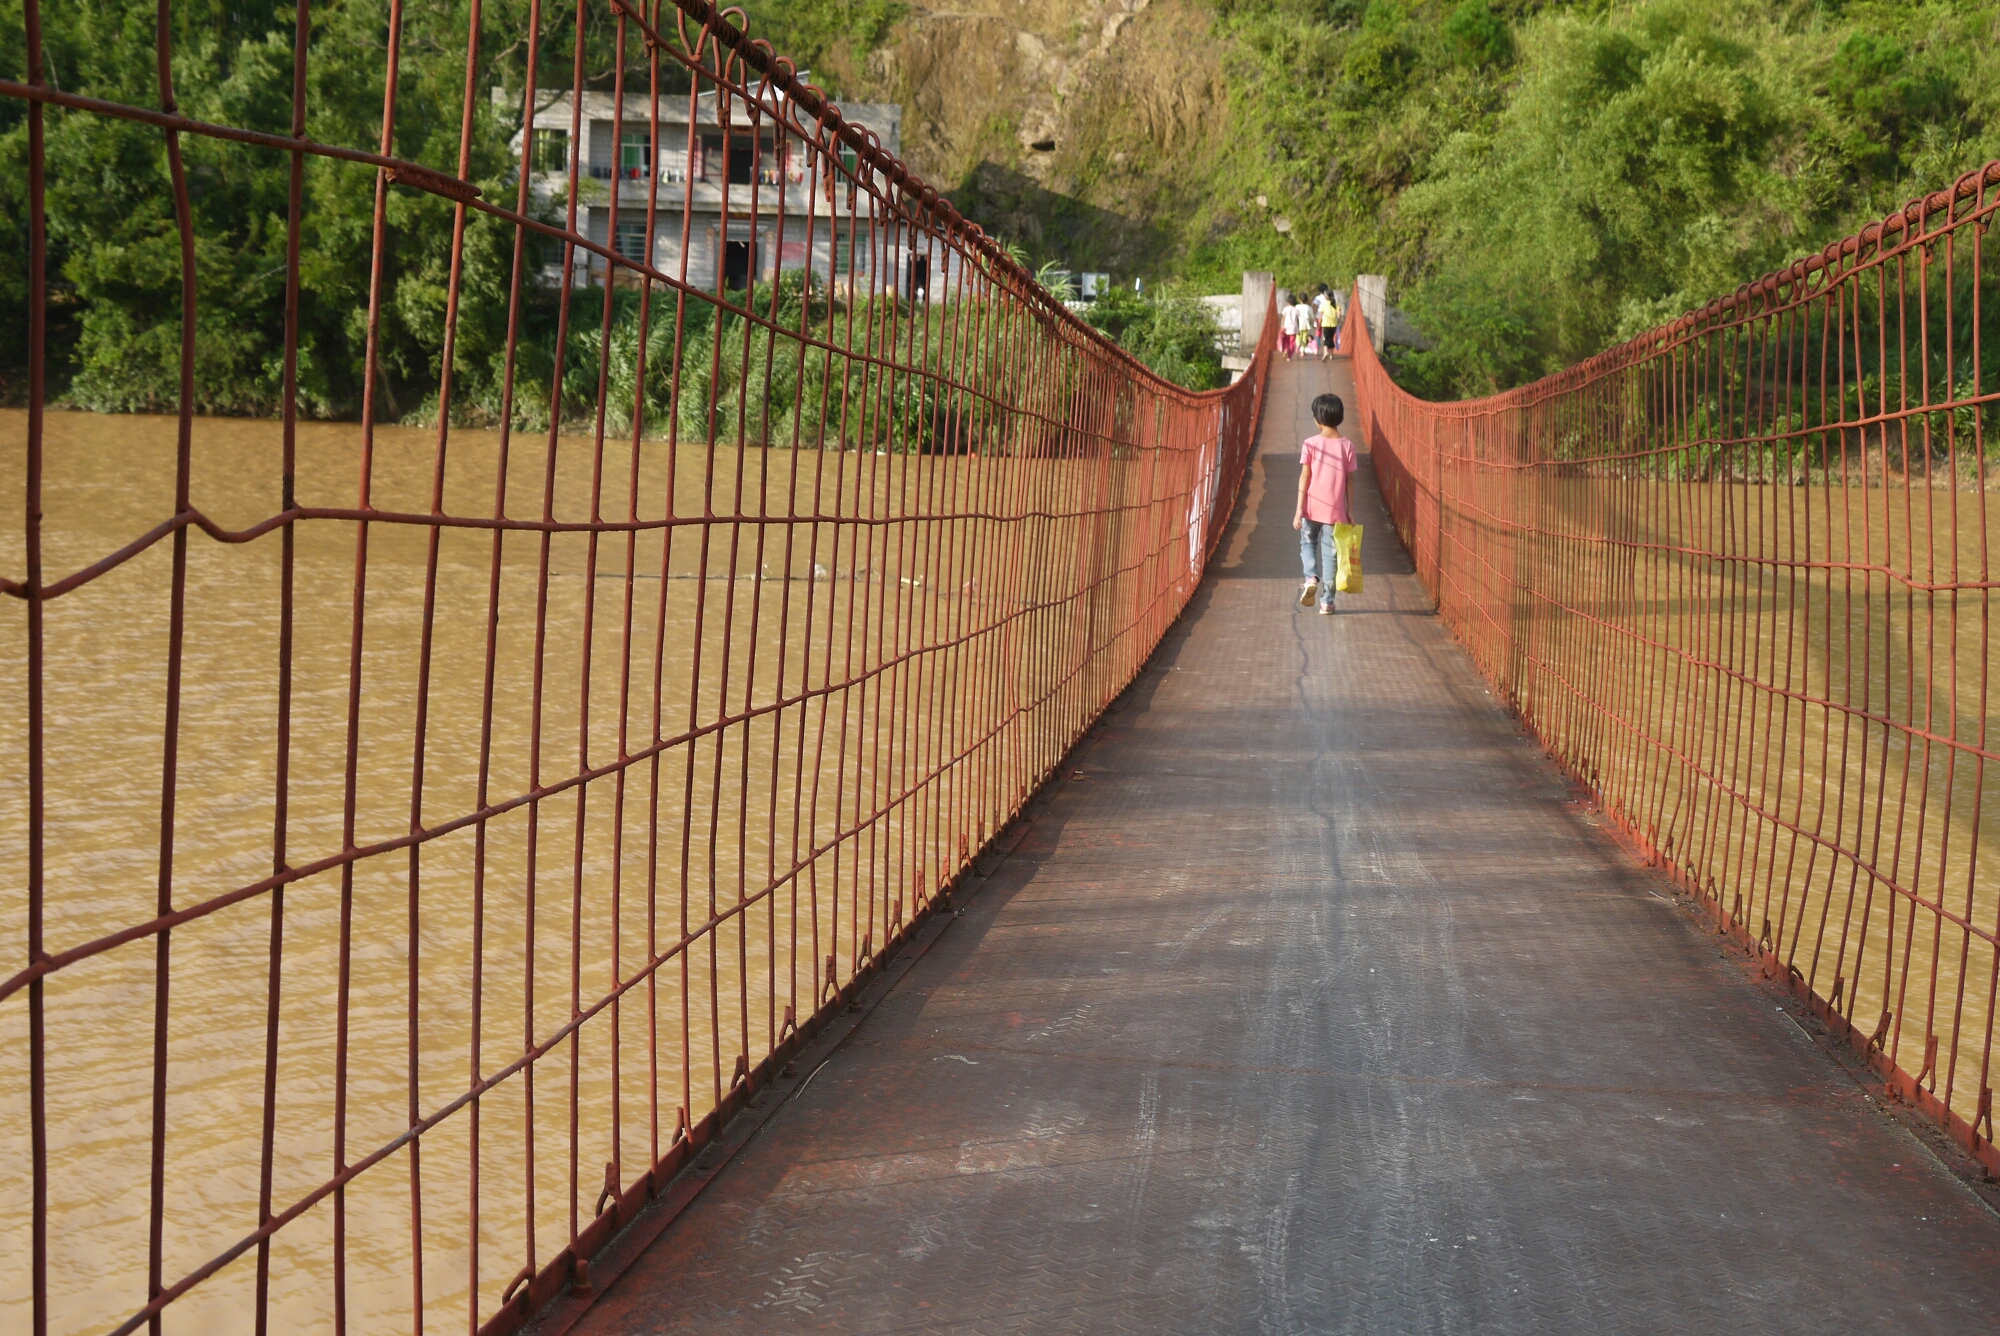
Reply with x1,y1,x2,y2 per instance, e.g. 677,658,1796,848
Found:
571,356,2000,1334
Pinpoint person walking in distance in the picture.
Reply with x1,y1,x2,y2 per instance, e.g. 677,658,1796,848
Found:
1279,298,1299,360
1294,393,1359,615
1319,286,1341,360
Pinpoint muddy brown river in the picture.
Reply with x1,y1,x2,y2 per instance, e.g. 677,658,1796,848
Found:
8,406,1996,1332
1,407,1195,1333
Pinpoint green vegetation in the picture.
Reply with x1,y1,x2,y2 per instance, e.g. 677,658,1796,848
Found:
739,0,904,95
5,0,1997,413
1080,284,1228,389
1182,0,2000,397
606,269,1059,453
0,0,1202,423
737,0,1998,398
0,0,551,417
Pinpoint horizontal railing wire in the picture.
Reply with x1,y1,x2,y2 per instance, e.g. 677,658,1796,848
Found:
0,1,1276,1332
1351,159,2000,1175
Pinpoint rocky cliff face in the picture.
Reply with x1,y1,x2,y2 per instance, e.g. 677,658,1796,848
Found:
831,0,1231,274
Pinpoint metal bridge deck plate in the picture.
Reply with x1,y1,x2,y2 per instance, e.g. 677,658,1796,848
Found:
567,358,2000,1335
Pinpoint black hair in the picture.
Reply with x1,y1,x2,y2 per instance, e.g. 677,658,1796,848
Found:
1310,393,1344,429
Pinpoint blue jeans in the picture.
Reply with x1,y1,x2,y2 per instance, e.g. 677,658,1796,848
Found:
1299,518,1337,609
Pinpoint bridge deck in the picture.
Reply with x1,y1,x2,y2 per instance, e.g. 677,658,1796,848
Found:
569,357,2000,1334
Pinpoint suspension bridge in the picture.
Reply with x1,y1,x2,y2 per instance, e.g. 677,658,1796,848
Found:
6,1,2000,1332
542,351,2000,1335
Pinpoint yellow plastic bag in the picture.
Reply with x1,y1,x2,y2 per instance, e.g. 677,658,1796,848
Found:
1333,522,1364,594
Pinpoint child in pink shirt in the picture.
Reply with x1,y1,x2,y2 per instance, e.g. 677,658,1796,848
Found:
1293,393,1359,615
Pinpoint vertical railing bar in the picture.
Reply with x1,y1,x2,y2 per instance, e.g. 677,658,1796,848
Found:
1929,220,1963,1101
1886,246,1923,1067
1824,265,1871,1021
144,0,200,1326
1799,278,1841,989
254,1,314,1328
1905,226,1947,1084
464,0,547,1324
22,0,48,1329
563,0,633,1269
685,47,728,1117
736,70,787,1056
331,0,407,1324
378,4,492,1326
708,57,770,1083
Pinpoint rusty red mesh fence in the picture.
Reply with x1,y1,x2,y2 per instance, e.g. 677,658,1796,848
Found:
0,2,1275,1331
1353,160,2000,1177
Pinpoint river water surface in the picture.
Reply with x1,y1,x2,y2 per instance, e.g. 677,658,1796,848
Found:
2,407,1168,1333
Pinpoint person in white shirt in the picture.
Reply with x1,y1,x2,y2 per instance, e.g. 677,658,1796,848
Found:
1280,300,1300,360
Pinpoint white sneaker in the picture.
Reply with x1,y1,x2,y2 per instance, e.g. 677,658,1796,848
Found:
1298,578,1318,608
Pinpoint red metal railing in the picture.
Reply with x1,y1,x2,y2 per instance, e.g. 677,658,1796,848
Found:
1354,160,2000,1175
0,2,1274,1331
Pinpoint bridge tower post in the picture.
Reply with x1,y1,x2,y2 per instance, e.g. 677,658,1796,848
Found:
1240,270,1273,351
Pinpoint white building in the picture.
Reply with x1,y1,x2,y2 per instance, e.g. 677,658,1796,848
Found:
514,88,938,297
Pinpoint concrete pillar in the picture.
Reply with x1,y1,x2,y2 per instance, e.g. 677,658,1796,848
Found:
1356,274,1388,350
1241,271,1274,353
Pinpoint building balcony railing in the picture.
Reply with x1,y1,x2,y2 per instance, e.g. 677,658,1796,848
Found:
579,164,800,186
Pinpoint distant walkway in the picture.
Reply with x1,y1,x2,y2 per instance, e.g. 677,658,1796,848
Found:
570,357,2000,1334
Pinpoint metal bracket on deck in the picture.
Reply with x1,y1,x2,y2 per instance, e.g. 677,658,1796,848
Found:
594,1160,621,1218
1870,1009,1894,1054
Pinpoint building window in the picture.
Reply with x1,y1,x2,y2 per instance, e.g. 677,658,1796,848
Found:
533,128,568,175
619,127,651,180
533,229,567,270
833,232,866,275
615,217,649,262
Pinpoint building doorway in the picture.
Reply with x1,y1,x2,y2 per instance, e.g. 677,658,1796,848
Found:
907,255,930,302
724,239,752,290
